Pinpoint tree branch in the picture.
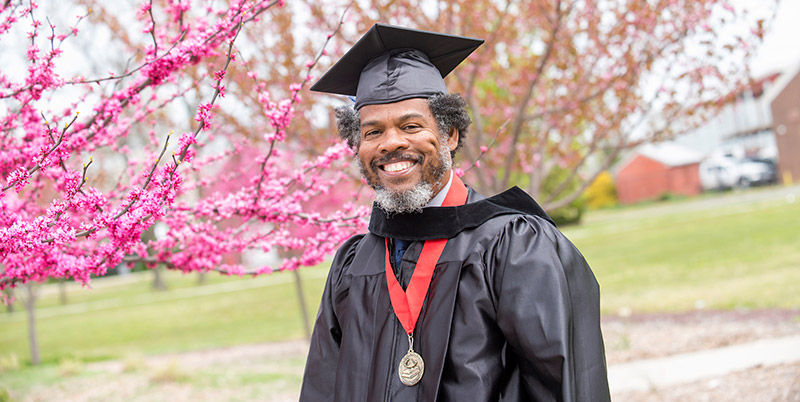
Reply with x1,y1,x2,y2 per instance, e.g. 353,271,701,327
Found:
2,112,78,192
252,1,352,204
500,0,568,191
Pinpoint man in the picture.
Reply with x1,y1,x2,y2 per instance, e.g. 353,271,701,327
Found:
301,23,610,402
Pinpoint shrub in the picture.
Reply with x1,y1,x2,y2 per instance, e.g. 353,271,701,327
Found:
0,388,16,402
584,171,617,209
542,166,587,226
150,360,188,383
0,354,19,373
58,357,84,377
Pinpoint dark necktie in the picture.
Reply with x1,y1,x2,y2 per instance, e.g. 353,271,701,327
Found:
394,239,410,266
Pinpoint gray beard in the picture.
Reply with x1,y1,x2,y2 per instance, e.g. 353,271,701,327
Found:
374,181,434,215
363,143,452,215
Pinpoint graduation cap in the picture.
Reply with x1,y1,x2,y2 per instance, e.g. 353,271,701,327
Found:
310,23,483,110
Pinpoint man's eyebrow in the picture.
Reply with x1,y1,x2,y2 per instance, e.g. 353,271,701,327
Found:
361,119,380,128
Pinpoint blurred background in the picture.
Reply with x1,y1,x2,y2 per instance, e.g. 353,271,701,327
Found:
1,0,799,401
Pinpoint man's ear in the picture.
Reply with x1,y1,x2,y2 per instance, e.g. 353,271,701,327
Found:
447,127,459,151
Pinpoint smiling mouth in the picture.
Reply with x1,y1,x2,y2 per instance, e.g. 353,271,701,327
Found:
382,161,416,173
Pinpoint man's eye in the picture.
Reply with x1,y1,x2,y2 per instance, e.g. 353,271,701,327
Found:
404,124,421,131
364,130,380,137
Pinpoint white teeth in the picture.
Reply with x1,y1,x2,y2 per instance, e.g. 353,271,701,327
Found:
384,161,413,172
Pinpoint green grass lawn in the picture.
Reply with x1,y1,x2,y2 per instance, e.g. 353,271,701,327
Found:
1,185,798,372
0,267,330,367
563,186,800,313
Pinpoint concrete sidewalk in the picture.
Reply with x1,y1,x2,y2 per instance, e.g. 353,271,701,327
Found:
608,335,800,394
608,334,800,393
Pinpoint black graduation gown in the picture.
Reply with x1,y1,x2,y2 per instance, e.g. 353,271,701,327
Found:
300,187,610,402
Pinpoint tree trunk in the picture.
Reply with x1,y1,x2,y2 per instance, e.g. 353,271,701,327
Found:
3,288,13,313
152,265,168,291
197,271,207,285
58,279,68,305
24,284,40,365
293,269,312,340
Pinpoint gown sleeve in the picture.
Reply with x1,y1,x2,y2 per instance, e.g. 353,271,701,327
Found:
489,215,611,402
298,235,363,402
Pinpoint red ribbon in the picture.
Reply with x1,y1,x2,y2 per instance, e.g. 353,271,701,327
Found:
384,175,468,335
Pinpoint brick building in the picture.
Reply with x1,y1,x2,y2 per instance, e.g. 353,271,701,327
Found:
674,72,780,161
768,65,800,184
614,143,704,204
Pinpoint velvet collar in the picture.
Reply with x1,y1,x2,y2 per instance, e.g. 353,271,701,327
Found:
368,186,554,241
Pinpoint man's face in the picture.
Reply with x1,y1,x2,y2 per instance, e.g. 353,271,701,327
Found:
357,98,458,200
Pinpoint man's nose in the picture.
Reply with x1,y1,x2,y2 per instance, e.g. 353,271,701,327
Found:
378,127,409,154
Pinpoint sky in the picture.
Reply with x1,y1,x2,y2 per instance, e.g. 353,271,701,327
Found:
2,0,798,119
3,1,798,78
745,0,800,77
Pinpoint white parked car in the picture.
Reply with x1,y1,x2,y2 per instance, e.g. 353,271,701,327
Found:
698,157,774,191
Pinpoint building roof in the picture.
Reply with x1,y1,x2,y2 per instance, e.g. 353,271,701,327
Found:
763,58,800,105
639,142,705,166
614,142,705,174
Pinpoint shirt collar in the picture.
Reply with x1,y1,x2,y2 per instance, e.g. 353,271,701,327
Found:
368,185,556,241
425,170,453,208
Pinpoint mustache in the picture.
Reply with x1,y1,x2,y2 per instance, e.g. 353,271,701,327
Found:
370,151,423,170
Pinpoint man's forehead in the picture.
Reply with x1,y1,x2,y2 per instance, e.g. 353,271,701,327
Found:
358,99,433,123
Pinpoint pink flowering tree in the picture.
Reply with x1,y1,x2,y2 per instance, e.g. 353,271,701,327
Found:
0,0,369,292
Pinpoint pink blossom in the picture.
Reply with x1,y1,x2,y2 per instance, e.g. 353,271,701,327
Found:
6,167,29,193
721,2,735,14
0,0,369,292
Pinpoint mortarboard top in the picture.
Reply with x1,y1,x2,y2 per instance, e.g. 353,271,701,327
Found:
310,23,483,109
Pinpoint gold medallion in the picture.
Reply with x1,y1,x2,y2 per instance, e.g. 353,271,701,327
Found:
399,333,424,386
398,349,424,386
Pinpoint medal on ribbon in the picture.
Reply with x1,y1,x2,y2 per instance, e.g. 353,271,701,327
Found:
398,333,425,386
384,176,468,387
